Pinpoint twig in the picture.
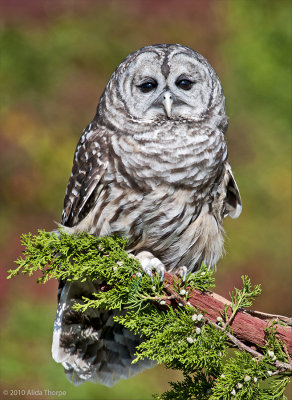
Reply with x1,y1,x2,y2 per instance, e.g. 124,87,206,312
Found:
243,309,292,324
140,294,177,302
211,321,292,372
163,275,292,373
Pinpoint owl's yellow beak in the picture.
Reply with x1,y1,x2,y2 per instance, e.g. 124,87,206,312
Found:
162,92,173,118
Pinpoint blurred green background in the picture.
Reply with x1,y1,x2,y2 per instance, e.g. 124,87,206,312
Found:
0,0,291,399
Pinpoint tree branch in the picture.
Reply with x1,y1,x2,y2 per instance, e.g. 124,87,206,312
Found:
163,271,292,369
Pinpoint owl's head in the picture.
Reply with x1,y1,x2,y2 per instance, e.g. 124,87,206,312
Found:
97,44,227,130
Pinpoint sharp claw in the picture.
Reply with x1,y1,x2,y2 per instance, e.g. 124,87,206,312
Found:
151,258,165,282
142,265,154,279
176,266,188,282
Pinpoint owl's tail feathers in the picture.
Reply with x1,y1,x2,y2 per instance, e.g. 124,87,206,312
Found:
52,279,155,386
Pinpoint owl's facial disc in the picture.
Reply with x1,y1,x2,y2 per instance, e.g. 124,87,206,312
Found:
116,47,222,122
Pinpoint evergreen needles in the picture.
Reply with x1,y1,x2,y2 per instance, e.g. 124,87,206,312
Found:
8,229,291,399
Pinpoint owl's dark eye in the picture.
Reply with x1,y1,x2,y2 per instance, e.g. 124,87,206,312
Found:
138,81,158,93
176,79,193,91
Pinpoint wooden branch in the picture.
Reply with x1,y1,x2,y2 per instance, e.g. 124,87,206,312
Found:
163,272,292,360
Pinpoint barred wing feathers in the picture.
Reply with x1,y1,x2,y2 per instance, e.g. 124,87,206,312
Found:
61,121,108,228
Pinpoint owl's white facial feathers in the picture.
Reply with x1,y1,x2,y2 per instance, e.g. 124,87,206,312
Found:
106,45,224,124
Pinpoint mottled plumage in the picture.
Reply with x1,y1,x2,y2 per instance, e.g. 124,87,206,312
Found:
52,44,241,386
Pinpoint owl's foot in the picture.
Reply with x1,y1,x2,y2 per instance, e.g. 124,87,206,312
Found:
135,251,165,282
174,266,188,282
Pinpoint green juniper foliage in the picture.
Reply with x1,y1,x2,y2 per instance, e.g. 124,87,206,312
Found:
223,276,262,326
8,230,291,399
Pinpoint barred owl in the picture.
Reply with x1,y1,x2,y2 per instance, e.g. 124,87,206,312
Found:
52,44,241,386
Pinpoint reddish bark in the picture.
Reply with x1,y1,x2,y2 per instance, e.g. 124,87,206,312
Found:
164,272,292,356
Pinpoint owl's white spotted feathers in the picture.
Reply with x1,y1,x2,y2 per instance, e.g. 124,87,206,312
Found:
52,44,241,386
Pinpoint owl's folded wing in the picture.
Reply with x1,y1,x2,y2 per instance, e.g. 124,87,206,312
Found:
61,122,109,227
224,163,242,219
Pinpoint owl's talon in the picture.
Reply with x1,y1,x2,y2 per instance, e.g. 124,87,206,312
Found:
175,266,188,282
135,251,165,283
